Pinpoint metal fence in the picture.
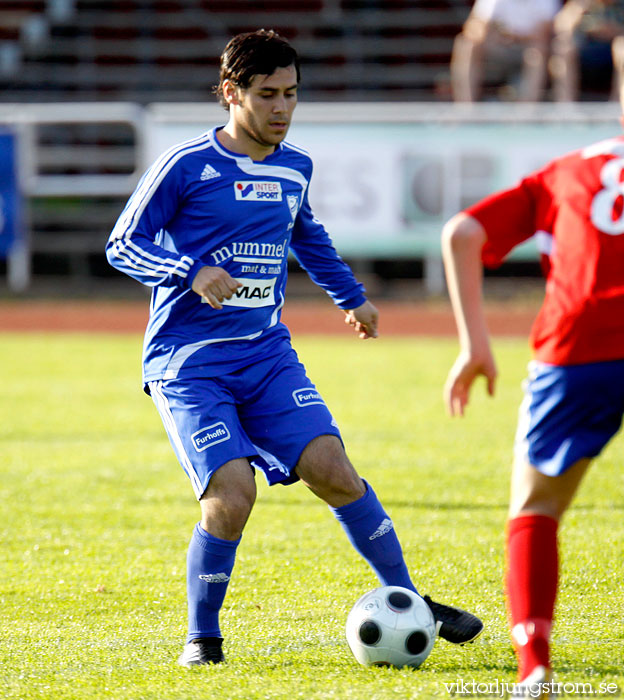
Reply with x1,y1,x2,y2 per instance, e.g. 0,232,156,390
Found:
1,101,621,293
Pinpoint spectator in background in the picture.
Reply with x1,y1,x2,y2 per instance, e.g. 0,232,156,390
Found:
550,0,624,101
451,0,561,102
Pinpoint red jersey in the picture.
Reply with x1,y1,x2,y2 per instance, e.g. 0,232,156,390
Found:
466,135,624,366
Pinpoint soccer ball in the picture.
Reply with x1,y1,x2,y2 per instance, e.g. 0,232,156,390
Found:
345,586,437,668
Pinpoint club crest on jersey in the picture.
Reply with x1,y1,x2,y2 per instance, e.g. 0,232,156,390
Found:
292,387,325,407
287,194,300,221
191,422,231,452
234,181,282,201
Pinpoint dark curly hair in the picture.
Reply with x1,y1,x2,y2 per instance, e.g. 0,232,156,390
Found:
215,29,300,109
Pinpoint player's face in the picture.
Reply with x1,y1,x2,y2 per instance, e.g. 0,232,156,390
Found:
231,65,298,150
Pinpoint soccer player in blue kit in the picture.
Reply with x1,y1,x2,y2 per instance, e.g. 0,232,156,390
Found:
106,29,483,666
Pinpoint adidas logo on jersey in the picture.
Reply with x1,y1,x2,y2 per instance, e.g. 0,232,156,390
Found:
200,163,221,181
369,518,394,540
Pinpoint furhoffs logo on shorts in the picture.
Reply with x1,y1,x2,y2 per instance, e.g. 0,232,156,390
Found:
191,422,231,452
292,387,325,407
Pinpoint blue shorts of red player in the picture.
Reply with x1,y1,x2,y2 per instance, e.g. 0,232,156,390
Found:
514,359,624,477
148,347,342,499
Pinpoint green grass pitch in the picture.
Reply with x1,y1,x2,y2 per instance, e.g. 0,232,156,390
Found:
1,332,622,699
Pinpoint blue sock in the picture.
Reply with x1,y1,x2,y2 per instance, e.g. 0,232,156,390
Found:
186,522,239,643
331,482,417,594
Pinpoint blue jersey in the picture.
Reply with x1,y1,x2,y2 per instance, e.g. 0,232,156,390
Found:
106,127,366,384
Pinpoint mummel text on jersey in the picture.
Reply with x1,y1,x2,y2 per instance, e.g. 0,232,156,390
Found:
106,127,365,385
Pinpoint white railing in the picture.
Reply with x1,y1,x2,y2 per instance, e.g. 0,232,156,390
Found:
0,102,144,290
0,101,621,293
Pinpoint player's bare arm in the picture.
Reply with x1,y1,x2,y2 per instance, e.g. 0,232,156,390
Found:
191,265,242,310
441,213,497,416
344,300,379,339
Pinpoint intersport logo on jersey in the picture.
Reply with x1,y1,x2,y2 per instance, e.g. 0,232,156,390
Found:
234,181,282,201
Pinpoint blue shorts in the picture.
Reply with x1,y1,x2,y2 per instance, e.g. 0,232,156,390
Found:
148,347,341,498
514,360,624,476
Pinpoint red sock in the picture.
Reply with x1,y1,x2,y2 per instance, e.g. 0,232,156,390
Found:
506,514,558,680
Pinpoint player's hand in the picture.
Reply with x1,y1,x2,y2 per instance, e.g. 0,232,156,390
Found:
344,300,379,339
192,266,241,309
444,348,497,417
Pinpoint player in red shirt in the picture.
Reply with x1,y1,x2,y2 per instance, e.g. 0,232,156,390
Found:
442,108,624,689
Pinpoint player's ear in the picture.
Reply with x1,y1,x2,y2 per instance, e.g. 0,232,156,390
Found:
222,79,242,107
